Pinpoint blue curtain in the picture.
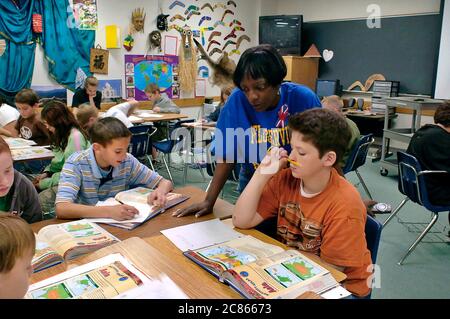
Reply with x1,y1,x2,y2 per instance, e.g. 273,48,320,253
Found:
0,0,36,99
36,0,95,91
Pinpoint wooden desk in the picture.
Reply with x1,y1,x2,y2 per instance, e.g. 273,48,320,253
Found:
11,146,54,163
181,121,216,130
139,113,188,123
31,186,234,240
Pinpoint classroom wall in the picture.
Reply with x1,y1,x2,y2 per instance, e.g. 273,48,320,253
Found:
435,0,450,99
31,0,259,107
264,0,441,21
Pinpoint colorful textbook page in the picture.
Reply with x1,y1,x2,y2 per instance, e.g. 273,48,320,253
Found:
89,187,189,230
184,235,284,278
3,137,36,149
11,146,53,161
222,249,339,299
32,220,119,273
27,254,148,299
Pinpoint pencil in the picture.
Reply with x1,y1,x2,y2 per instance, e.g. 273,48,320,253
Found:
286,158,301,167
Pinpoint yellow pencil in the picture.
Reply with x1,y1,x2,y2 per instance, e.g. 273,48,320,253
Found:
286,158,301,167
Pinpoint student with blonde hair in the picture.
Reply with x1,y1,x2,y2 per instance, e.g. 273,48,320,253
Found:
0,214,36,299
72,76,102,109
75,103,99,131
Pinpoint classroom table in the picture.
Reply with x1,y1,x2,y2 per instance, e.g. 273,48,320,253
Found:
11,146,54,163
31,186,234,240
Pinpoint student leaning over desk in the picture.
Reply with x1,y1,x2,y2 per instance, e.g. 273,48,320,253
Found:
174,44,321,218
34,100,90,217
232,109,372,298
0,137,42,223
55,117,173,221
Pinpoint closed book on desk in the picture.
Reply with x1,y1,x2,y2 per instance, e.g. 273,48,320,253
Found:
184,235,340,299
89,187,189,230
32,220,119,273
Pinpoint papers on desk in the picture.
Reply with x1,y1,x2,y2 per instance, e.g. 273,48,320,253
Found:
4,137,36,149
161,218,243,252
114,274,188,299
26,253,151,299
11,146,54,161
136,111,164,118
128,115,144,122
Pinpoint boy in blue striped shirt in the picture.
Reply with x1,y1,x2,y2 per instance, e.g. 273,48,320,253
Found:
55,117,173,220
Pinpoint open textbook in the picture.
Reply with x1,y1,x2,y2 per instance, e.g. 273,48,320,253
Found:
163,219,344,299
11,146,54,161
27,253,187,299
88,187,189,230
32,220,119,273
3,137,36,149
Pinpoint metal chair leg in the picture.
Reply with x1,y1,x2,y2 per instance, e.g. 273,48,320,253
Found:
146,155,155,172
161,154,174,183
398,212,439,265
355,169,373,200
205,179,212,192
383,197,409,228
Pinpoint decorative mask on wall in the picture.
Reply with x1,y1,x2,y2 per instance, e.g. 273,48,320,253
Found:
157,14,169,31
131,8,146,34
149,30,162,52
178,25,197,93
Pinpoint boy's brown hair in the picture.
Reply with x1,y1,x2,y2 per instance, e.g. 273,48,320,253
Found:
76,103,99,130
144,83,160,94
89,117,131,146
0,215,36,273
434,100,450,127
288,108,351,165
15,89,40,106
0,136,11,156
84,76,99,88
321,95,344,112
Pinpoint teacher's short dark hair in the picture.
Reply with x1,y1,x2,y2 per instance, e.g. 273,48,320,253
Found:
233,44,287,89
90,117,131,146
434,100,450,127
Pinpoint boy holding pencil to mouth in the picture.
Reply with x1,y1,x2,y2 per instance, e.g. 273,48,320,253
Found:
232,108,373,298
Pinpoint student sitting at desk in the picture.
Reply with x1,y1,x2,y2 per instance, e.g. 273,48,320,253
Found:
204,85,235,123
103,99,140,128
71,76,102,110
75,103,99,132
145,83,180,114
55,117,173,221
232,109,372,298
34,101,90,217
14,89,50,146
0,137,42,223
0,96,19,137
0,215,36,299
407,100,450,237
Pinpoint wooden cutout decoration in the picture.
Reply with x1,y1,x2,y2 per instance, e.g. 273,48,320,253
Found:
169,1,185,9
303,44,322,58
227,0,237,7
234,26,245,32
207,40,220,51
221,9,234,22
224,29,236,40
187,11,200,20
201,3,214,12
209,47,223,56
347,81,366,92
365,74,386,91
199,16,211,26
208,31,221,41
214,21,225,28
214,3,226,10
170,14,185,22
236,35,250,49
222,40,236,51
184,5,200,15
229,49,240,56
229,19,242,27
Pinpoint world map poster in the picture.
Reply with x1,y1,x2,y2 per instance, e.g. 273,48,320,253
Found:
124,55,179,101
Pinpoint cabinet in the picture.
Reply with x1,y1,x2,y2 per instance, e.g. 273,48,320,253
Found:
379,97,443,176
282,56,319,91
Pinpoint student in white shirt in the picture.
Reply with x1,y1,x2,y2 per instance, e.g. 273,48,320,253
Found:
0,97,20,137
103,99,140,128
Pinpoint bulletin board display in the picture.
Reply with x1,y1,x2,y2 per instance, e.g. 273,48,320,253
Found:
124,55,179,101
